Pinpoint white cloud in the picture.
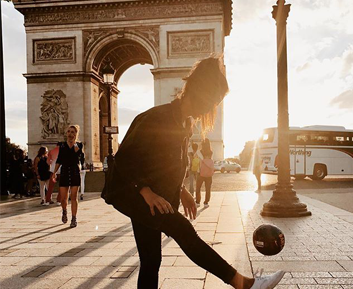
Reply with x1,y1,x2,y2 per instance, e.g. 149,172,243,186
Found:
330,90,353,109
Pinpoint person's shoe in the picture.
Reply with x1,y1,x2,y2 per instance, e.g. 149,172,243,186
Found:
196,203,200,208
62,209,68,224
49,201,54,204
70,216,77,228
250,269,285,289
80,194,83,200
40,200,45,205
204,203,209,208
56,202,61,206
44,202,50,206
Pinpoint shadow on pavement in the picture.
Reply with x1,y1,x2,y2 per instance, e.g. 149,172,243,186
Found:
0,223,133,289
0,193,103,219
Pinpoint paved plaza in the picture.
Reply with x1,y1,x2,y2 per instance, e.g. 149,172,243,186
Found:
1,189,353,289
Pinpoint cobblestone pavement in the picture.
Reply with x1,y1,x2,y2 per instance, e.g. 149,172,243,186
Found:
1,189,353,288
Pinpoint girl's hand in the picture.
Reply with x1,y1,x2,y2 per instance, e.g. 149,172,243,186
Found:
74,143,79,153
140,187,174,216
52,174,57,183
180,186,197,220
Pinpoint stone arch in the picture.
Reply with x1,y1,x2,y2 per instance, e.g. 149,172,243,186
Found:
85,30,159,77
15,0,231,164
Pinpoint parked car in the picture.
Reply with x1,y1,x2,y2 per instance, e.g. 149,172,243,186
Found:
214,160,241,173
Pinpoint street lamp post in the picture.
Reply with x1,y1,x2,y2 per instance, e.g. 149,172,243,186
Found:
261,0,311,217
102,62,115,171
0,3,7,195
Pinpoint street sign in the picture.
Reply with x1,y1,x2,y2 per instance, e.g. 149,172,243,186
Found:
103,126,119,134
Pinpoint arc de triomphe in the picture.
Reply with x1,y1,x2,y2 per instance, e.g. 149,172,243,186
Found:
13,0,232,166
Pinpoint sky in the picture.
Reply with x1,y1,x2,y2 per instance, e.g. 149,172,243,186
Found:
2,0,353,157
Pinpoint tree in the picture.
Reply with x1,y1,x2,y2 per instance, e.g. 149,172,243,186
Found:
239,140,255,169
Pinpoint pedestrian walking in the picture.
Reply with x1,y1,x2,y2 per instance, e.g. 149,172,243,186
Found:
189,143,200,196
34,147,51,205
9,148,25,199
47,143,61,205
23,158,36,197
102,56,284,289
52,125,84,228
253,146,263,192
195,138,214,208
79,150,86,200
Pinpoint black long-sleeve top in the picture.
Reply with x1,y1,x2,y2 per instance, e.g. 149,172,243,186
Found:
56,142,84,168
102,99,190,229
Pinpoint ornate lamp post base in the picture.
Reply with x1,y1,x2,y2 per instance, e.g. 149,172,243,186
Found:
261,184,311,217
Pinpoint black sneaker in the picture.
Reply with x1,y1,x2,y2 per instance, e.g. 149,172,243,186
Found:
80,194,83,200
70,216,77,228
62,209,68,224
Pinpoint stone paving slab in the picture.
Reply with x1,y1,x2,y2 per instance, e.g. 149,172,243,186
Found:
0,190,353,288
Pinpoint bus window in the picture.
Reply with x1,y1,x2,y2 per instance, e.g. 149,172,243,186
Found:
290,133,308,145
310,134,330,145
297,135,308,143
334,135,353,146
260,130,275,143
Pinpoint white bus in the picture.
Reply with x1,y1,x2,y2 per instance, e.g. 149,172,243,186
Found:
259,125,353,180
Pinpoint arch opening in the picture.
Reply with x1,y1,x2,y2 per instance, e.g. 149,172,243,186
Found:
91,37,155,163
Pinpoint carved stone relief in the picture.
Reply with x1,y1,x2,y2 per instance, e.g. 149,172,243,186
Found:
168,30,214,58
34,38,75,63
40,89,69,139
25,1,223,26
83,27,159,58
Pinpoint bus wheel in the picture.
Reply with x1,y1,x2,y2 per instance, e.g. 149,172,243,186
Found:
312,164,326,180
221,168,225,173
235,168,241,173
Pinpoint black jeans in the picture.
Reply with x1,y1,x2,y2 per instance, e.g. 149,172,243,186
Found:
196,175,212,204
132,211,236,289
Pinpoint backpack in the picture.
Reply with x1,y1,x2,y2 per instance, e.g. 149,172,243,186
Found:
38,157,50,180
200,159,215,178
191,156,200,172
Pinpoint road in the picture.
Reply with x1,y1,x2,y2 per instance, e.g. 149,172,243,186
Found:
185,171,353,213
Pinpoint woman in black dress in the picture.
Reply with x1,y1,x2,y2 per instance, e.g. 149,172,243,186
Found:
53,125,84,228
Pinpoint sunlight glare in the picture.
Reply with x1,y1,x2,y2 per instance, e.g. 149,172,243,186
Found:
238,192,259,211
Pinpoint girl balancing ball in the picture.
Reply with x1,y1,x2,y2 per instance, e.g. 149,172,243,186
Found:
253,224,285,256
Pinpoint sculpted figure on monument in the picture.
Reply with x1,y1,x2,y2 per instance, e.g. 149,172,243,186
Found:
40,90,69,139
35,40,74,62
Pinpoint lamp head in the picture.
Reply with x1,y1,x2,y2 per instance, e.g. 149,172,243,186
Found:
102,62,115,84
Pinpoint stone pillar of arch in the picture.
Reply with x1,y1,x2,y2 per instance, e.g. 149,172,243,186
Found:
14,0,232,165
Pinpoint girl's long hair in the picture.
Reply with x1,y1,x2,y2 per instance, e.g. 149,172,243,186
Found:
37,146,47,158
179,55,229,138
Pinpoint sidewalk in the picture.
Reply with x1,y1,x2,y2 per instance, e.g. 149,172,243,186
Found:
0,190,352,289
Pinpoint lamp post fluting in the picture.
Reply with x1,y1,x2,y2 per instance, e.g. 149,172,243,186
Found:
261,0,311,217
0,4,7,195
102,62,115,171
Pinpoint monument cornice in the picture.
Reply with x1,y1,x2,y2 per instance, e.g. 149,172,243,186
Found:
24,71,102,84
13,0,232,36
